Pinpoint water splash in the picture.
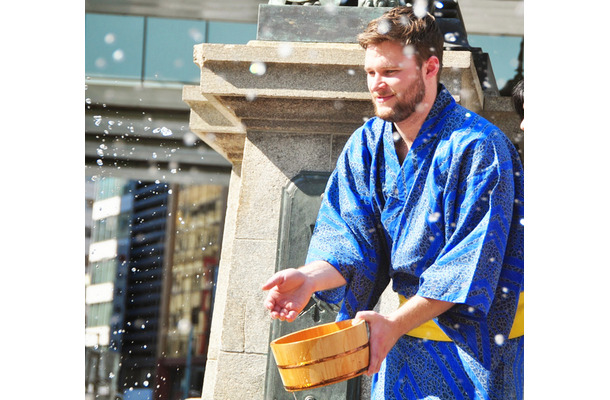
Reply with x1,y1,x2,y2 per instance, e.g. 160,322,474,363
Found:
153,126,173,137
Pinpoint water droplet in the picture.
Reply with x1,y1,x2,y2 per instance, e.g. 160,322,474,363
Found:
428,212,441,223
277,43,293,58
245,90,257,101
183,132,198,146
403,44,415,58
444,32,458,43
188,28,204,42
95,58,107,69
414,0,428,18
249,61,267,76
112,49,124,62
153,126,173,137
177,318,191,334
104,33,116,44
96,159,103,166
323,3,338,15
494,334,505,346
377,20,391,35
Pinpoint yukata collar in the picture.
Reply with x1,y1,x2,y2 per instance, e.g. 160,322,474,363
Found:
389,84,455,137
396,84,455,153
421,84,456,130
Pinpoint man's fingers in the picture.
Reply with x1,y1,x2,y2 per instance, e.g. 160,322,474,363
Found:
261,272,284,291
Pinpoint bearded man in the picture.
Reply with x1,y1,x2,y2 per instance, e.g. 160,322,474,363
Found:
263,6,524,399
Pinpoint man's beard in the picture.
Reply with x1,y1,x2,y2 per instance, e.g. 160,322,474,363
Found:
373,76,425,123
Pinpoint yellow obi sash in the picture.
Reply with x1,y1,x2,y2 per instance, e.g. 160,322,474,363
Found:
398,292,524,342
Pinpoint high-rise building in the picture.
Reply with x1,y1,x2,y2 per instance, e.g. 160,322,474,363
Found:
85,178,228,400
86,177,134,400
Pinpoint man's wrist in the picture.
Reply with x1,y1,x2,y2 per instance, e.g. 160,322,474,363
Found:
299,260,346,293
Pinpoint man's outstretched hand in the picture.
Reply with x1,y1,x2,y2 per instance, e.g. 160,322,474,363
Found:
262,261,347,322
262,268,314,322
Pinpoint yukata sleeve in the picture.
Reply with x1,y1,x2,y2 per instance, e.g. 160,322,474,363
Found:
305,129,390,320
417,129,520,317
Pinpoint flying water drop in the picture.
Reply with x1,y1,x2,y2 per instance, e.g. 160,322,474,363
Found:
153,127,173,137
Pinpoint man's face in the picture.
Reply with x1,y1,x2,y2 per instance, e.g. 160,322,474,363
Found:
364,41,426,123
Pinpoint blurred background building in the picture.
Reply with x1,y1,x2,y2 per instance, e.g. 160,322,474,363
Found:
84,1,523,399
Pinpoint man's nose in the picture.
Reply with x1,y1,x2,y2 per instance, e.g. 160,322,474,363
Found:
369,74,386,92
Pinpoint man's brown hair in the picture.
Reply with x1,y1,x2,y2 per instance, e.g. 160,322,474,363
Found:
358,6,444,81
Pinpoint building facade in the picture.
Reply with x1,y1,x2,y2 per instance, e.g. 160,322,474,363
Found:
85,179,228,400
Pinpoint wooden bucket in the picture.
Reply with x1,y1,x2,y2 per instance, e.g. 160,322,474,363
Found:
269,319,369,392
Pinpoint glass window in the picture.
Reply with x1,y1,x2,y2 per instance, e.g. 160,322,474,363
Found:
207,21,257,44
87,302,112,328
85,13,145,79
95,177,129,200
468,34,523,91
144,17,208,83
91,259,117,284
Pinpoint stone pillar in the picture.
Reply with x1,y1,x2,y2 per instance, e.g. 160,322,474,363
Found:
183,9,522,400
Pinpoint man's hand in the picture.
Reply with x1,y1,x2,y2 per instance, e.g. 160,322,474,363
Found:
262,260,347,322
262,268,314,322
353,311,403,376
355,295,455,375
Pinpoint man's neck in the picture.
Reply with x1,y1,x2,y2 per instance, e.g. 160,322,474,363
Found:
394,87,438,150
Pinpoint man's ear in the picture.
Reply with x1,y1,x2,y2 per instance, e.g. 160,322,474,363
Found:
424,56,440,79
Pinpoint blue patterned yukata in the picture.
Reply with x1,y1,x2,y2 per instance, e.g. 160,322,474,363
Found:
305,85,524,400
